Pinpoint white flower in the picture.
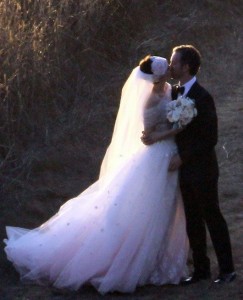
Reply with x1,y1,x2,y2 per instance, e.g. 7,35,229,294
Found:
167,105,182,123
167,96,197,128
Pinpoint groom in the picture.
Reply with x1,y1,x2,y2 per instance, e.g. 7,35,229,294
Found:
168,45,235,284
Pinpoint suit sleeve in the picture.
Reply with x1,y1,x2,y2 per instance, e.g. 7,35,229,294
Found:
178,93,218,163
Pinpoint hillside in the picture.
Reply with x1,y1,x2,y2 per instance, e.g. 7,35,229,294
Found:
0,0,242,299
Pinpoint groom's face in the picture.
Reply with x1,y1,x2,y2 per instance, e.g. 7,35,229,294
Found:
170,52,184,80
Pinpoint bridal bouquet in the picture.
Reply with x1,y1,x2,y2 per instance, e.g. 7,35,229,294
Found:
167,96,197,128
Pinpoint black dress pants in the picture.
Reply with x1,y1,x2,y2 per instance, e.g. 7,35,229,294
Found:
180,179,234,275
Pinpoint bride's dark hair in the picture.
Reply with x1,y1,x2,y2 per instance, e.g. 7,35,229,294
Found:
139,55,153,74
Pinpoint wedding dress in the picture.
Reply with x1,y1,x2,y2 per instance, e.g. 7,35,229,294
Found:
4,67,188,294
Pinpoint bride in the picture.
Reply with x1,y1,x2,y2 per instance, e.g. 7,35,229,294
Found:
4,55,188,294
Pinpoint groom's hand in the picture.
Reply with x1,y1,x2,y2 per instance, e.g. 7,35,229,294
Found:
168,154,182,171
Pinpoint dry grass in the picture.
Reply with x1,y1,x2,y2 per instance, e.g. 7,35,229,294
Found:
0,0,155,191
0,0,243,299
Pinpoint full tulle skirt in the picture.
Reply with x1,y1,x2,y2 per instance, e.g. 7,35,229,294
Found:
4,140,188,294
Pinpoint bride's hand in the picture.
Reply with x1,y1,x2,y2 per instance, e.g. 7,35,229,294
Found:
141,131,162,145
141,126,183,145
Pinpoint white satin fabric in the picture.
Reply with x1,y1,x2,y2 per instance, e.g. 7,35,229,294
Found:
4,68,188,294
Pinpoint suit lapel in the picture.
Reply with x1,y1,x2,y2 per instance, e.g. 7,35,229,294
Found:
186,81,200,99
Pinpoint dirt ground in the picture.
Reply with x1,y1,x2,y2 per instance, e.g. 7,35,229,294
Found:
1,89,242,300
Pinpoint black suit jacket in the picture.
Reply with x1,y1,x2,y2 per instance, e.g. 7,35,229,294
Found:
172,81,219,183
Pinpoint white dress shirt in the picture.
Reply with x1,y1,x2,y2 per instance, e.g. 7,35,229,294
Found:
180,76,197,96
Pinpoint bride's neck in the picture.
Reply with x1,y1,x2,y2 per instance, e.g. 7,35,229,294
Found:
153,81,166,95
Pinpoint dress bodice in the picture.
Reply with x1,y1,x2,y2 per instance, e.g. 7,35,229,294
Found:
143,83,172,132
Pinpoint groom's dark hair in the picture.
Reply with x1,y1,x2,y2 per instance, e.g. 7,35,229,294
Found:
173,45,201,76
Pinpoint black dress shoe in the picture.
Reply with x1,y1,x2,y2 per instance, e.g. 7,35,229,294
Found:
214,272,236,283
181,272,211,285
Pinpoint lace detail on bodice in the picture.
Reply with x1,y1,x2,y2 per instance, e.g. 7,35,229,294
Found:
143,84,172,132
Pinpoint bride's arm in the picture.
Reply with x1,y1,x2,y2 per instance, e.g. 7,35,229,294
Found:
142,89,181,145
142,95,159,136
141,126,182,145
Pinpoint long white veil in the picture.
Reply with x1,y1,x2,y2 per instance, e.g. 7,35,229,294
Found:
99,66,153,178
